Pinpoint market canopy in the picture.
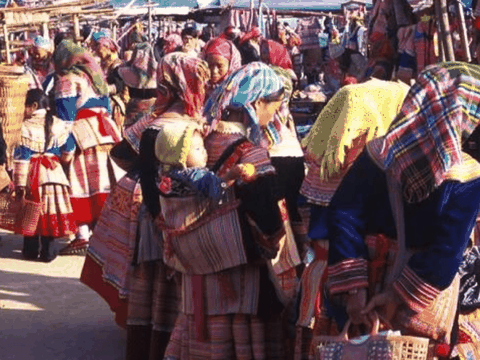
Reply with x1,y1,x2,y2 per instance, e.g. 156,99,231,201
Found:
110,0,372,10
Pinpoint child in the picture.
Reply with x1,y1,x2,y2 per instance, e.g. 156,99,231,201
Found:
153,121,255,200
14,89,77,262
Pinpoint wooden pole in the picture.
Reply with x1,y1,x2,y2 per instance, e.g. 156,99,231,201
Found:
73,14,81,44
112,23,117,43
148,0,152,42
437,0,455,61
455,0,471,62
3,25,10,64
435,0,446,62
42,22,48,39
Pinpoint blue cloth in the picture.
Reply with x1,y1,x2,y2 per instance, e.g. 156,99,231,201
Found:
204,62,285,147
55,95,111,122
14,135,75,161
327,150,480,290
169,167,227,201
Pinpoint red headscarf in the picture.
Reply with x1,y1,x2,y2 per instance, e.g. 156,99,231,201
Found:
96,37,120,54
261,39,293,70
203,37,242,76
239,26,262,45
164,34,183,54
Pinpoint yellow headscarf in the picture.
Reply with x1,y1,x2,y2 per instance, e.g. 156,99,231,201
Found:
302,78,410,181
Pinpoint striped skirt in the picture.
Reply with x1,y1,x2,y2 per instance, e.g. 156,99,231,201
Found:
69,144,125,225
164,313,285,360
32,183,77,237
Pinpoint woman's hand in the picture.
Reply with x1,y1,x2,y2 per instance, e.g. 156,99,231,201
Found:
361,287,402,326
345,288,368,325
15,186,25,201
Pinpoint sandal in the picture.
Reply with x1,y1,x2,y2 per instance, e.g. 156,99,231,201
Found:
58,239,89,256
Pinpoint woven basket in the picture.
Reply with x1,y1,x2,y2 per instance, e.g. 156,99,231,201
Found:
0,193,42,236
0,66,31,169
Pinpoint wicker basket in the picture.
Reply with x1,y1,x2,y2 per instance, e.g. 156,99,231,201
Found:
0,193,42,236
0,65,31,170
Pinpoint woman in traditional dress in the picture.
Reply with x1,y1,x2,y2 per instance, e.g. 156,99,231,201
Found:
117,42,158,130
325,62,480,356
26,35,55,90
80,52,211,360
295,76,410,359
203,36,242,95
14,89,77,262
53,40,123,255
163,62,289,359
93,36,127,131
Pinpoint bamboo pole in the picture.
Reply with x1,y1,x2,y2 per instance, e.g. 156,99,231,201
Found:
435,0,446,62
3,25,10,64
437,0,455,61
42,22,48,39
148,0,152,42
455,0,471,62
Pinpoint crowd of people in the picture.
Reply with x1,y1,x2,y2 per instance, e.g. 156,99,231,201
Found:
2,11,480,360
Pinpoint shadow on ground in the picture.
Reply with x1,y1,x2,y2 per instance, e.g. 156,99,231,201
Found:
0,234,126,360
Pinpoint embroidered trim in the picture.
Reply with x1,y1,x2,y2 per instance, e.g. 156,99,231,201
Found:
214,121,247,135
392,265,441,313
327,258,369,295
13,160,29,187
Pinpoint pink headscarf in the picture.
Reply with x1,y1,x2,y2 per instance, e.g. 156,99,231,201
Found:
261,39,293,70
164,34,183,54
239,26,262,45
96,37,120,54
203,37,242,78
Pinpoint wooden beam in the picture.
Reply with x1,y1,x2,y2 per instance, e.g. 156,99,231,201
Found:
434,0,446,62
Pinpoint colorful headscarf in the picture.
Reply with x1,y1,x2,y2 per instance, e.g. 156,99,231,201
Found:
118,42,157,89
96,36,120,54
368,62,480,203
157,52,210,118
203,36,242,79
239,26,262,45
33,35,53,53
205,62,285,147
53,40,109,96
261,39,293,70
164,34,183,54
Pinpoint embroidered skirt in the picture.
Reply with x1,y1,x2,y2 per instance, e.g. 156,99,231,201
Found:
33,183,77,237
69,144,125,225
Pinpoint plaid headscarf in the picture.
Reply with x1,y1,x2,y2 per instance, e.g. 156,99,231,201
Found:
370,62,480,203
203,36,242,80
157,52,210,118
53,40,109,97
205,62,285,147
261,39,293,70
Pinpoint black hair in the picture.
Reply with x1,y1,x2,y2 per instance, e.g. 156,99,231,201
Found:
262,87,285,103
54,32,70,48
139,128,161,217
25,89,55,152
181,27,198,39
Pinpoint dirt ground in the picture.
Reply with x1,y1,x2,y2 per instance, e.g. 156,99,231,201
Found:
0,232,126,360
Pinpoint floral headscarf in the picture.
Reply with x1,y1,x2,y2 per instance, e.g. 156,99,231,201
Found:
96,36,120,54
158,52,210,118
203,36,242,80
118,42,157,89
53,40,109,96
205,62,285,147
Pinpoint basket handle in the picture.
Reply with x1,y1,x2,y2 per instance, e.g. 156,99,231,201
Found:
339,311,380,340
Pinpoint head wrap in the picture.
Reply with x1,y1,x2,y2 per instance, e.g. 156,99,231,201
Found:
92,31,107,42
368,63,480,203
118,42,158,89
53,40,108,96
203,37,242,81
154,120,202,168
33,36,52,53
163,34,183,54
205,62,285,147
261,39,293,70
239,26,262,45
158,52,210,118
96,36,120,54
